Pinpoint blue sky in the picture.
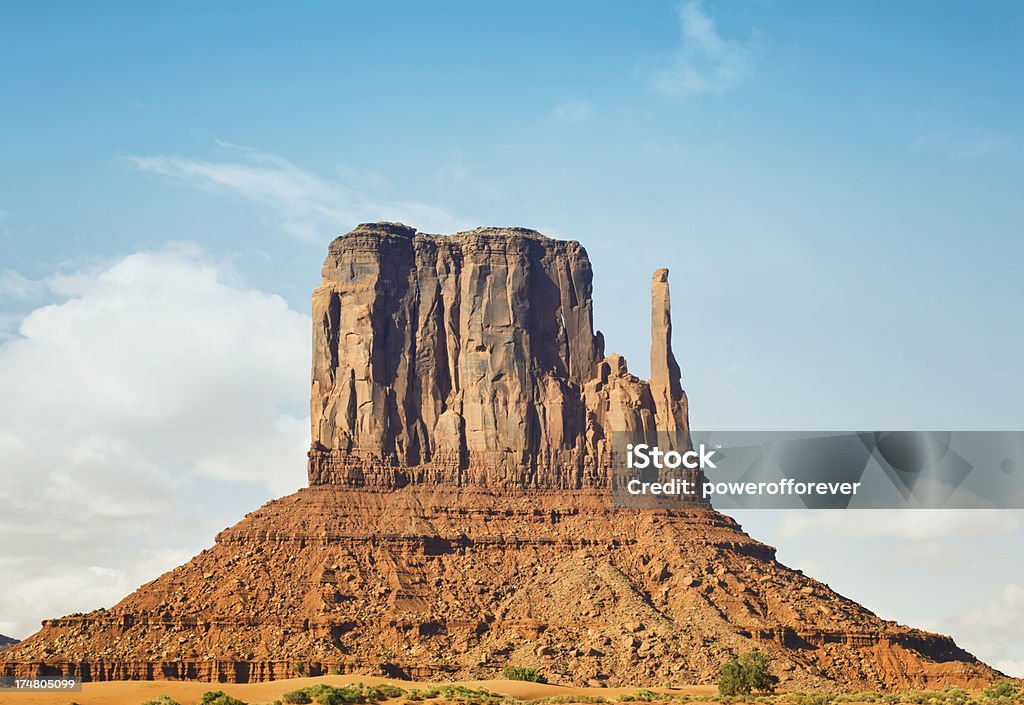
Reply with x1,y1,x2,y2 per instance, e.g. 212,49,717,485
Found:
1,0,1022,676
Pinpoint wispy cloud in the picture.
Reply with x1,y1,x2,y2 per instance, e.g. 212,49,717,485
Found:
552,96,594,123
126,144,463,240
956,583,1024,677
434,151,506,202
0,270,47,301
911,131,1016,159
958,583,1024,640
777,508,1021,541
995,659,1024,679
651,1,750,98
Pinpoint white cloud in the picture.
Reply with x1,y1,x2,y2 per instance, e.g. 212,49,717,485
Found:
552,97,594,123
126,144,464,240
0,270,46,301
0,548,194,640
777,509,1021,541
651,1,750,98
959,584,1024,641
956,584,1024,677
0,246,311,637
764,509,1024,676
995,660,1024,679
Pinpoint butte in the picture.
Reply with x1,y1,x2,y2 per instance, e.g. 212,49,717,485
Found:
0,223,1001,690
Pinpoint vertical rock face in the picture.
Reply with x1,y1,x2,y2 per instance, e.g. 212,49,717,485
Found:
309,223,689,490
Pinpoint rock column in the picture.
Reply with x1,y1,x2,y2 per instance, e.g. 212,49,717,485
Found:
649,268,690,448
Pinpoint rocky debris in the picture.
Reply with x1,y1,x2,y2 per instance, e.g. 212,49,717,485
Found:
0,487,998,689
0,224,1003,689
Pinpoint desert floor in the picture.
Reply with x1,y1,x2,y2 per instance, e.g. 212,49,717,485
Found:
0,674,719,705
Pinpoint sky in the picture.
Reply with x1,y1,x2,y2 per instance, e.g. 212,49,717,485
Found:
1,0,1022,677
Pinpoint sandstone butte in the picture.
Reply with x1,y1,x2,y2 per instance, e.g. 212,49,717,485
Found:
0,223,1003,690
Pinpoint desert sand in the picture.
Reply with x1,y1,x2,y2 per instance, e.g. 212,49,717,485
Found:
0,674,718,705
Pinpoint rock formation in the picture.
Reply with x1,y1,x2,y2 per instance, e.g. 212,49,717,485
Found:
0,224,1002,690
308,224,693,493
650,269,689,446
0,635,17,651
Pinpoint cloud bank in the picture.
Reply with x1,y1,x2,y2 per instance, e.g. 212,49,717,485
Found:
0,246,310,638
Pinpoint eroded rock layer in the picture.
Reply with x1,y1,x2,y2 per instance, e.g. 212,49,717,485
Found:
0,487,996,689
0,224,1001,689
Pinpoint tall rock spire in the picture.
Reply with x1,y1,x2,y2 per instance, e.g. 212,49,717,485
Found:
649,268,690,446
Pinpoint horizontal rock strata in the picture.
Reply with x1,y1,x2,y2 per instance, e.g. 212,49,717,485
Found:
0,487,995,689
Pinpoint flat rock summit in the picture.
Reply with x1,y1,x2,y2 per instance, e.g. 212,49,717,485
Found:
0,223,1001,690
308,223,691,491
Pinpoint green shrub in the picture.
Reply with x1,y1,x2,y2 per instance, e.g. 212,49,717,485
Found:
983,683,1019,700
718,651,779,696
283,691,313,705
420,686,504,704
787,693,832,705
141,697,180,705
292,684,411,705
201,692,247,705
306,685,364,705
365,684,406,700
834,692,888,704
502,665,548,684
941,687,972,705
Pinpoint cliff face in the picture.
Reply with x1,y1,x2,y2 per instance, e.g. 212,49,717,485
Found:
308,223,690,490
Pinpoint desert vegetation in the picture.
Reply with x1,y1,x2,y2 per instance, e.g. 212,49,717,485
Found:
502,666,550,684
128,679,1023,705
717,652,779,696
